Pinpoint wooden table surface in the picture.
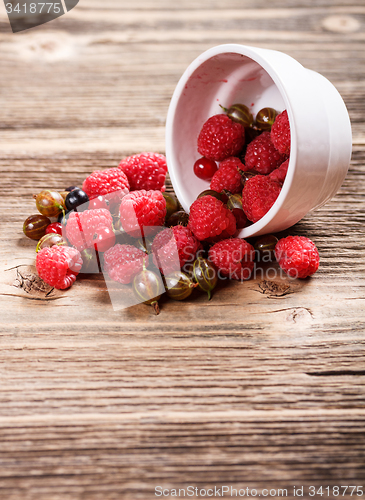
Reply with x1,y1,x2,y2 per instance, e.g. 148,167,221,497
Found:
0,1,364,499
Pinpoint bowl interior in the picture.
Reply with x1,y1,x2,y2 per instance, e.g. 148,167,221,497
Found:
169,52,286,212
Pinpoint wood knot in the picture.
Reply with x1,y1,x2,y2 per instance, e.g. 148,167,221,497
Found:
322,15,360,33
286,307,313,324
13,32,76,62
257,280,292,297
13,266,55,297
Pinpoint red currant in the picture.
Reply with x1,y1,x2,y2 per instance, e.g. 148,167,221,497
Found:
45,222,63,236
193,157,218,181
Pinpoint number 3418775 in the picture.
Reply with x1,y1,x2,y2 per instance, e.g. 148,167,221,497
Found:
5,3,62,14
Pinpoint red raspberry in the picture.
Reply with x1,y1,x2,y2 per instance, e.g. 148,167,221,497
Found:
242,175,282,223
271,110,291,155
210,157,243,194
36,246,82,290
269,159,289,185
244,131,286,174
119,190,166,238
209,238,255,281
188,195,236,242
66,209,114,252
197,114,245,161
151,225,202,275
275,235,319,279
88,195,109,211
119,152,167,192
103,244,148,284
82,168,130,204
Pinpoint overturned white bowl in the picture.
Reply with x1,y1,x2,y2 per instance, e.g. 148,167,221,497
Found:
165,44,352,238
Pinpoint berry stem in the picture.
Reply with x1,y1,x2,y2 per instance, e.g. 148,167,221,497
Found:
151,300,160,315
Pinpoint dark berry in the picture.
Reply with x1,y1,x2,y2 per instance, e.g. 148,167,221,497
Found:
244,127,261,144
133,267,164,315
65,188,89,212
197,189,224,202
80,248,102,274
193,157,218,181
45,222,63,236
226,193,248,229
221,103,254,128
36,233,67,253
193,257,218,300
23,214,51,240
165,271,198,301
254,234,279,261
163,192,179,220
166,210,189,227
239,170,258,188
34,190,66,218
65,186,78,192
255,107,278,131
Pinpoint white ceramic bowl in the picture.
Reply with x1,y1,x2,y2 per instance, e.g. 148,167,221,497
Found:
165,44,352,238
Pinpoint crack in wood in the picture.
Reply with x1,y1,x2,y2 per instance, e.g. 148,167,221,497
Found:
267,306,314,323
307,370,365,377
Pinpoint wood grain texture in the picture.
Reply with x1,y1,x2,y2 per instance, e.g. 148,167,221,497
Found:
0,0,364,499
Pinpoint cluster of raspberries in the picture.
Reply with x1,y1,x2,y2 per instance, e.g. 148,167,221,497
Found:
197,109,291,223
32,147,319,301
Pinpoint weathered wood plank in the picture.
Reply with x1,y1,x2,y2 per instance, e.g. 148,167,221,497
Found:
0,0,364,498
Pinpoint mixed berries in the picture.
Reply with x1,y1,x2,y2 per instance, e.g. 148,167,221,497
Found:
22,101,318,314
195,105,290,225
